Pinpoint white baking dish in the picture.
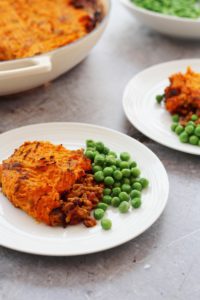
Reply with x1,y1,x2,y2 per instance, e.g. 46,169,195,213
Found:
121,0,200,39
0,0,110,96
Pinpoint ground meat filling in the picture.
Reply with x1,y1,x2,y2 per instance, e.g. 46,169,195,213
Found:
49,174,104,227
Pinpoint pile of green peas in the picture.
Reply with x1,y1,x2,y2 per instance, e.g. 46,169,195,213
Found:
85,139,149,230
131,0,200,19
171,114,200,146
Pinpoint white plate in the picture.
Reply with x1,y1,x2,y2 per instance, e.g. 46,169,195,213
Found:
0,122,168,256
121,0,200,39
123,59,200,156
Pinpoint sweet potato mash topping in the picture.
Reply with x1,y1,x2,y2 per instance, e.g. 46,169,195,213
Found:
0,141,103,227
0,0,103,60
165,67,200,123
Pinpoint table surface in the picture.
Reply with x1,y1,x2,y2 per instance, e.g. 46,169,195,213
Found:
1,2,200,300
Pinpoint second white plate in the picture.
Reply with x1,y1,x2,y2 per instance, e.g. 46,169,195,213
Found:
123,59,200,155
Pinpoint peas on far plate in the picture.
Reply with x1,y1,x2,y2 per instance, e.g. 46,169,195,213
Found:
175,125,184,135
189,135,199,145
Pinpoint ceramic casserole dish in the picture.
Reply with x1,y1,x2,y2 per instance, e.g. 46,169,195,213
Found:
0,0,110,95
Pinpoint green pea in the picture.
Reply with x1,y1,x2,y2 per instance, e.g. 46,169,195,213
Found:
120,152,131,161
103,167,113,176
103,188,111,195
156,94,164,104
130,190,141,199
85,150,95,160
187,121,195,126
185,125,195,135
116,160,121,168
121,168,131,178
189,135,199,145
103,146,110,155
109,151,117,158
191,114,198,121
171,123,178,132
94,208,104,220
97,203,108,211
93,165,102,173
102,195,112,205
112,187,121,196
129,161,137,168
121,184,131,193
113,170,123,180
94,154,105,165
179,131,189,143
139,178,149,189
94,171,104,182
194,126,200,137
101,218,112,230
105,155,116,166
172,114,179,122
93,150,100,157
86,140,95,148
95,142,104,153
112,165,117,171
114,182,121,188
175,125,184,135
119,201,130,213
132,182,142,191
130,177,139,185
120,161,129,169
111,197,121,207
122,178,131,185
104,176,114,186
86,147,96,152
131,167,141,177
119,192,129,202
131,198,142,209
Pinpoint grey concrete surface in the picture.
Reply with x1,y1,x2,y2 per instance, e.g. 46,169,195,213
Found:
0,1,200,300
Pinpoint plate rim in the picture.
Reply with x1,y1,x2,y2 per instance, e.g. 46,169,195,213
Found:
0,122,169,256
123,58,200,156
